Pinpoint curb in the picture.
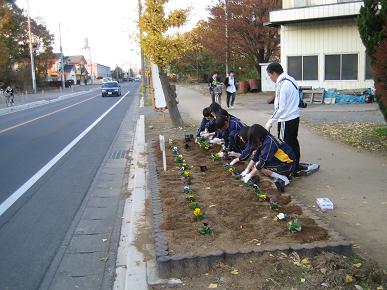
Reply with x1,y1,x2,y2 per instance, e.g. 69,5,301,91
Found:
114,115,149,290
147,146,352,278
0,88,99,116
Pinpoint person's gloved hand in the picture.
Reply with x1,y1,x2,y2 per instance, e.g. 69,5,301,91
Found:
210,138,222,144
240,168,250,177
230,158,238,166
218,151,225,158
265,120,272,132
243,173,252,183
228,151,237,157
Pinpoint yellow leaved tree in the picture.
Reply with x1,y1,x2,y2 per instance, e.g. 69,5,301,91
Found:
139,0,195,127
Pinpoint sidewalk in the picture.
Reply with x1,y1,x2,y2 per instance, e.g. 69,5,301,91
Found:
176,85,387,267
0,84,100,108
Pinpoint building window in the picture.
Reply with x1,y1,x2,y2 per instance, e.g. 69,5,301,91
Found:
325,54,358,80
365,54,373,80
288,55,318,81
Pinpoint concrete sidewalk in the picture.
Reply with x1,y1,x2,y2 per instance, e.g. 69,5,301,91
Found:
0,85,100,108
176,85,387,267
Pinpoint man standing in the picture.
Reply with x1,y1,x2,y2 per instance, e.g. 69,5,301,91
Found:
224,71,237,108
265,62,301,171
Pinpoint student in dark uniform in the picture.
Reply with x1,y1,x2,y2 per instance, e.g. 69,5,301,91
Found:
229,126,251,165
215,114,246,152
241,124,296,192
197,107,216,137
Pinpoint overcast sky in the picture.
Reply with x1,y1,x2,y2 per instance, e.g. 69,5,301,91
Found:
15,0,216,72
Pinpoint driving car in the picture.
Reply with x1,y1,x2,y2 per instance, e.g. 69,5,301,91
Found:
101,81,121,97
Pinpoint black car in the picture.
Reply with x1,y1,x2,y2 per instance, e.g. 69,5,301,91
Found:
101,81,121,97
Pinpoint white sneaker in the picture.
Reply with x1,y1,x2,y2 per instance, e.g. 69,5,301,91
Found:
231,106,234,109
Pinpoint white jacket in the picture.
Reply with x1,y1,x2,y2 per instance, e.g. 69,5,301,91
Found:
268,73,300,125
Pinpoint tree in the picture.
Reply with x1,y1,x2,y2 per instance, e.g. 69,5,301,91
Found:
0,0,53,89
139,0,196,127
112,66,124,80
198,0,280,87
358,0,387,121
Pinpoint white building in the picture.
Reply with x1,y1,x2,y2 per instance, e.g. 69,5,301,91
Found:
85,63,111,83
269,0,373,90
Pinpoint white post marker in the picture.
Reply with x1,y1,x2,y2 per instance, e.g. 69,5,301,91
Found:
159,135,167,171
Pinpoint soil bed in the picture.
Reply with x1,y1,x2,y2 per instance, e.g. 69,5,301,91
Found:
153,139,333,257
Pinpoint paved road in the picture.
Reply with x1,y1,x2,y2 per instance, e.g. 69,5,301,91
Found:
0,82,139,289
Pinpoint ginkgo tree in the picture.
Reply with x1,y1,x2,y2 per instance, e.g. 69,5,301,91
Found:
139,0,196,127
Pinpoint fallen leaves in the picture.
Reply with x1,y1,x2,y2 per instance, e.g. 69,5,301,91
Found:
344,274,353,284
208,283,218,288
353,262,362,268
230,269,239,275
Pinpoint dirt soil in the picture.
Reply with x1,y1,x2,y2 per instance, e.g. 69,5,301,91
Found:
153,139,330,257
152,251,386,290
145,111,386,290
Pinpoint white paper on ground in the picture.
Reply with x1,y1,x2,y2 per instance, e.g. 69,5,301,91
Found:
316,198,334,211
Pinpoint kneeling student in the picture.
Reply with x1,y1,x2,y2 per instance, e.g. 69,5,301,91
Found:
242,124,296,192
229,126,251,165
215,114,246,152
197,107,216,137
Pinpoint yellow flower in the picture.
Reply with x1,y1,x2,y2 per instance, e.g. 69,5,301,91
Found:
183,170,190,177
193,208,201,217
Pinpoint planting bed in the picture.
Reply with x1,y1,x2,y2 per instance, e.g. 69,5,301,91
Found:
149,138,351,278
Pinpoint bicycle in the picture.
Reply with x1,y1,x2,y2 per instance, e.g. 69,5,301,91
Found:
214,83,223,105
3,90,14,107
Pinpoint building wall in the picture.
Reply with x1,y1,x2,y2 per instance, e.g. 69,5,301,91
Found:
280,18,374,90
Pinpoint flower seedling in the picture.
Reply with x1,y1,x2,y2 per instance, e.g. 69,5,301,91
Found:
244,179,254,188
193,207,204,221
288,218,302,233
189,201,200,210
211,153,220,161
198,223,212,235
274,212,288,221
233,173,241,180
186,194,195,202
270,202,281,210
171,146,179,155
175,154,184,164
258,194,268,201
180,170,190,178
183,185,192,194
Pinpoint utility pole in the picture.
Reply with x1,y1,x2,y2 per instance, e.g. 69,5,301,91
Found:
26,0,37,93
83,38,93,84
138,0,146,88
59,23,65,89
225,0,229,76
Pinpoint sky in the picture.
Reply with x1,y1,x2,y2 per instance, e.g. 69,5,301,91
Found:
15,0,216,72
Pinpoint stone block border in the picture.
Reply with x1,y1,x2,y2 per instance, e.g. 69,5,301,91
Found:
148,145,352,278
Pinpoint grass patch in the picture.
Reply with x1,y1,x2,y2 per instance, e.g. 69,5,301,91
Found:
307,121,387,156
373,126,387,137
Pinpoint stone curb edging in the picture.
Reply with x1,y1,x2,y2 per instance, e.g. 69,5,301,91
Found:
148,145,352,278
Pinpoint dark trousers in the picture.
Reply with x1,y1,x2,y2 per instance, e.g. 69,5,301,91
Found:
278,117,300,170
226,91,236,107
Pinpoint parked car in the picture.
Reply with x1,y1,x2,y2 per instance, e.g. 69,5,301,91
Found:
101,81,121,97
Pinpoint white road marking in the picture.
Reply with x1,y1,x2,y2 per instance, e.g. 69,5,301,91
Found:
0,91,130,217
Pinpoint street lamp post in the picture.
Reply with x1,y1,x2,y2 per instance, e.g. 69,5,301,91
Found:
26,0,37,93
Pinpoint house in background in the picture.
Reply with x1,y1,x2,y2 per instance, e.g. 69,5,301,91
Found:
66,55,88,85
47,53,65,82
85,62,111,84
268,0,373,90
64,65,77,84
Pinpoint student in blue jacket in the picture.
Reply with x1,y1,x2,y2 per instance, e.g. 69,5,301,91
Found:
197,107,216,137
241,124,297,192
229,126,251,165
215,114,246,152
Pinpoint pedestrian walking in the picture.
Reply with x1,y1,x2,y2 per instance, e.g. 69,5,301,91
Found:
265,62,301,171
4,85,14,107
224,71,238,108
208,72,222,105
